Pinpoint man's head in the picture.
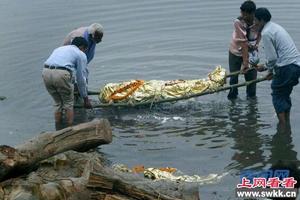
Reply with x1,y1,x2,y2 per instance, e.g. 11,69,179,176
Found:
71,37,88,52
240,0,256,25
88,23,104,44
254,7,272,32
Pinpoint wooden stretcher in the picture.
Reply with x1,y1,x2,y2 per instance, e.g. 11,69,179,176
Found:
75,69,267,108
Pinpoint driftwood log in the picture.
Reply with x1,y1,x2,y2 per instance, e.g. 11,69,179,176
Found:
0,151,199,200
0,119,112,181
0,119,200,200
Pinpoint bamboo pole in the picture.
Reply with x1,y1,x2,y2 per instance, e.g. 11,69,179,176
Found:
225,67,257,78
88,91,100,95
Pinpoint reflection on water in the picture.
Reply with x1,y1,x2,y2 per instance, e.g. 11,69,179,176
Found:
226,99,265,171
268,125,299,167
95,98,300,199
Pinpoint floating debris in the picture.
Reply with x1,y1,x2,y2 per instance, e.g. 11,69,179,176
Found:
113,164,227,185
0,96,6,101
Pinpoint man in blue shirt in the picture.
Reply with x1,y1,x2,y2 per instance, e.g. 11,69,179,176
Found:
63,23,104,78
43,37,92,128
63,23,103,104
254,8,300,128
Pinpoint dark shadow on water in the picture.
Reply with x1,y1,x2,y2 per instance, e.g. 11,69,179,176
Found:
73,108,98,126
266,125,300,200
55,121,68,131
225,98,265,171
70,99,234,144
226,98,300,192
267,123,300,167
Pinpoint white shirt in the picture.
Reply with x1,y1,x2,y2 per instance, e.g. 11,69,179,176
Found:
261,22,300,71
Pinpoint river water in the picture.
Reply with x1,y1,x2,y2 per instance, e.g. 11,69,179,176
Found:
1,0,300,199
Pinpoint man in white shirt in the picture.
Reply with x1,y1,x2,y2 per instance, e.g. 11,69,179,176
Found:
254,8,300,128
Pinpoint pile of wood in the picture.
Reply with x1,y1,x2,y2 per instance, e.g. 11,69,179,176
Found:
0,119,199,200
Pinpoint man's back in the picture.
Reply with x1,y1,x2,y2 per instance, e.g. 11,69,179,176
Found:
45,45,86,69
63,27,87,46
262,22,300,67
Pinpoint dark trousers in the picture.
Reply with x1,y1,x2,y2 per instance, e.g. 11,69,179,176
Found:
271,64,300,113
228,51,257,99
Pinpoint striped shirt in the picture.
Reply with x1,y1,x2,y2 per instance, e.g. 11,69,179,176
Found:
229,18,259,57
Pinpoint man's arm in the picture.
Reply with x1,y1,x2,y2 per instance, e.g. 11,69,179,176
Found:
76,53,92,108
86,43,95,64
262,32,277,72
241,41,249,72
253,63,272,80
